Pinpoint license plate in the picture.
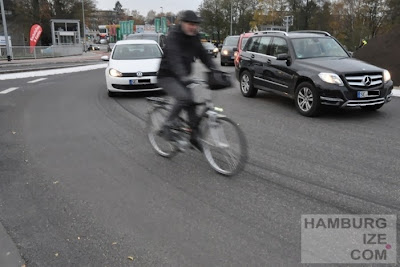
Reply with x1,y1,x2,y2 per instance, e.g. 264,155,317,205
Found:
357,91,379,98
129,80,135,85
357,91,369,98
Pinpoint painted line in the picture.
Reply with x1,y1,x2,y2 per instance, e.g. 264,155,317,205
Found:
393,89,400,97
27,78,48,83
0,63,108,81
0,87,19,94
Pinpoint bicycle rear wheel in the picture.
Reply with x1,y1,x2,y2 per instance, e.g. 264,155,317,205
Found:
201,117,248,176
147,107,178,158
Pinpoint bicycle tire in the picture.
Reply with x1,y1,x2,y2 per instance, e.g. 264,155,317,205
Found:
201,116,248,176
147,107,178,158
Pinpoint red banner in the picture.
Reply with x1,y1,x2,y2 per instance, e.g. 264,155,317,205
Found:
30,24,43,53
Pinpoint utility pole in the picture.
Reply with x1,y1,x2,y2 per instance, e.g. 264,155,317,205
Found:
0,0,11,61
82,0,86,52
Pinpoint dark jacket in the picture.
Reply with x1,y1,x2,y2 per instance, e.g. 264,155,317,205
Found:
158,24,215,84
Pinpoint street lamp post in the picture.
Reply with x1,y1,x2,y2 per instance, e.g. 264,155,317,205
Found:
0,0,11,61
82,0,86,52
230,2,232,35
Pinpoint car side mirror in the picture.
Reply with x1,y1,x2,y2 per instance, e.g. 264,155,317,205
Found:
348,51,353,57
276,53,289,60
101,55,109,61
233,47,238,52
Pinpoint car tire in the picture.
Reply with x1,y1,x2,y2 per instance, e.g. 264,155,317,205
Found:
294,82,321,117
108,91,116,97
360,104,384,111
240,70,257,97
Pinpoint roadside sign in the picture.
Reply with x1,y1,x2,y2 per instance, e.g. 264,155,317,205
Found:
154,18,160,33
161,17,167,34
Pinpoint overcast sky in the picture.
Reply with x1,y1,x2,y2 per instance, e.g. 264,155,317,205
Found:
95,0,203,17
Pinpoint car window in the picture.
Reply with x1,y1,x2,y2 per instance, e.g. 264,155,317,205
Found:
112,44,162,60
223,36,239,46
246,37,261,52
257,37,272,55
269,37,288,57
240,37,249,49
292,37,348,59
202,43,215,49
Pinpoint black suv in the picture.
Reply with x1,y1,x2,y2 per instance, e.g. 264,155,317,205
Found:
235,31,394,116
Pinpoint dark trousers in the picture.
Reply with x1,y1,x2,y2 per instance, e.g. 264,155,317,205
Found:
158,77,199,129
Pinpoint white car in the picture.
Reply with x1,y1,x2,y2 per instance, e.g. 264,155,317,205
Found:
101,40,163,97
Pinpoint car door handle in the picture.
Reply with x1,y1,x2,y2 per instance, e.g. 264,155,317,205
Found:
251,54,255,59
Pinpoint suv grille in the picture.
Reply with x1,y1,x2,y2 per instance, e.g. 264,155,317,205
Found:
345,73,382,88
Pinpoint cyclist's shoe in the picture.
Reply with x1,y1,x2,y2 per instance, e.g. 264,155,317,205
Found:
190,131,203,152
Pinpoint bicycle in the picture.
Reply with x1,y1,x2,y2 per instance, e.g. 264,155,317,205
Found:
146,79,248,176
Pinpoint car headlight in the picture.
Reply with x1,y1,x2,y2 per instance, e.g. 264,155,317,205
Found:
383,70,391,83
109,68,122,77
213,48,219,53
318,73,344,86
222,49,229,56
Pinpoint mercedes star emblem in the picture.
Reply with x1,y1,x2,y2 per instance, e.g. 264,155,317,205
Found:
363,76,372,86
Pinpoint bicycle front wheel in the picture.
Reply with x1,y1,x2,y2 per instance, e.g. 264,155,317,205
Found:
201,116,248,176
147,107,178,158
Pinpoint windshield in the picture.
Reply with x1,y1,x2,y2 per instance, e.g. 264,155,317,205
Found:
112,44,162,60
202,43,215,49
223,36,239,46
292,37,349,59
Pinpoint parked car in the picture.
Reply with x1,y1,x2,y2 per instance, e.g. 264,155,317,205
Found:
220,35,240,66
101,40,163,97
126,32,166,49
234,32,254,67
235,30,393,116
88,44,100,51
202,42,219,58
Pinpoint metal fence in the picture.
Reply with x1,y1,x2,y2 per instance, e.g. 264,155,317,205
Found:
0,45,83,60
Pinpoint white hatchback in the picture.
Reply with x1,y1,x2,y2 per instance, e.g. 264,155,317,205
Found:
101,39,163,97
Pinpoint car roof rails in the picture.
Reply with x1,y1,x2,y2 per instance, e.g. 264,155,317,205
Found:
254,30,288,36
290,30,331,36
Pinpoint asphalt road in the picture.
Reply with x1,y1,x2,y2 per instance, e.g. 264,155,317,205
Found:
0,58,399,266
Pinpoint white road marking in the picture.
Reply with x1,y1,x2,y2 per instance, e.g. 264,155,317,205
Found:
392,89,400,97
27,78,48,83
0,63,107,81
0,87,19,94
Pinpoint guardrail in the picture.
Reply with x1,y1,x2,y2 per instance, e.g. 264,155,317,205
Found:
0,45,83,60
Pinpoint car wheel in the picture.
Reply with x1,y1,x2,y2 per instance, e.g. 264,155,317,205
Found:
240,70,257,97
360,104,384,111
294,82,321,117
108,91,116,97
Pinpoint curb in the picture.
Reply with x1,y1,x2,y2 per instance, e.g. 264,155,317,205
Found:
0,61,104,75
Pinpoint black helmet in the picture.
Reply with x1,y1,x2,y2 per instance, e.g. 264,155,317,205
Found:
180,10,201,23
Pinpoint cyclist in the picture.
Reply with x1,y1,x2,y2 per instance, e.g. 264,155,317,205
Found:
157,10,217,151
